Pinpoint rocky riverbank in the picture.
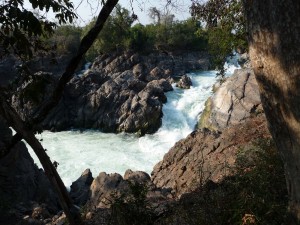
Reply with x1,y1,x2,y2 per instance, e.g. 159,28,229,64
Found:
11,51,210,135
0,63,285,225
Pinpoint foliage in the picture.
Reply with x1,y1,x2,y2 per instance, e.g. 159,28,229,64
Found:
0,0,77,59
191,0,247,77
82,9,207,60
158,138,288,225
165,18,207,51
48,25,82,55
110,181,155,225
82,4,135,60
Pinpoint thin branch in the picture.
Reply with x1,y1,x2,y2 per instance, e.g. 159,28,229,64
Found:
30,0,119,126
1,0,119,224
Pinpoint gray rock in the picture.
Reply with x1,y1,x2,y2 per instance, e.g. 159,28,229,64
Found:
124,169,151,184
70,169,93,206
176,74,192,89
87,170,172,210
151,114,270,197
12,51,209,135
0,53,83,88
88,172,129,209
152,68,266,197
198,68,262,131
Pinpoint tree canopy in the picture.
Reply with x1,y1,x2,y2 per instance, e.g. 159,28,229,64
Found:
80,6,207,60
0,0,77,59
191,0,247,75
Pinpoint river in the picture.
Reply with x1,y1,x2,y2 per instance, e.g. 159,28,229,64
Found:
28,61,239,187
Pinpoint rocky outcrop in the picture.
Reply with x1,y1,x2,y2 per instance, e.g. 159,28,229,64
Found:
151,114,270,197
176,75,192,89
0,117,60,222
70,169,94,206
0,53,83,88
198,68,262,131
151,68,267,197
12,51,209,135
86,169,172,210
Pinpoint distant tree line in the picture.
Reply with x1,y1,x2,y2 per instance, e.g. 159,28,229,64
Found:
47,4,208,61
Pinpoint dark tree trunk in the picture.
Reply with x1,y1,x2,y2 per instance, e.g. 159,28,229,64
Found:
0,95,80,224
0,0,119,224
244,0,300,222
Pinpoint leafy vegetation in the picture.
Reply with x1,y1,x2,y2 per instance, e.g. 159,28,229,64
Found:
0,0,77,59
157,138,288,225
47,25,82,55
191,0,247,76
41,4,207,61
110,181,155,225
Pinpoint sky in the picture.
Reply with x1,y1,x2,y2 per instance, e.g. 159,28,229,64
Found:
64,0,192,25
23,0,193,26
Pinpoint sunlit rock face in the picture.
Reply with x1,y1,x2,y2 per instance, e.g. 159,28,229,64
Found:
11,51,210,135
152,68,268,197
198,68,262,131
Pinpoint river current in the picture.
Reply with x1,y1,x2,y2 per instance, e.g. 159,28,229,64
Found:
28,61,239,187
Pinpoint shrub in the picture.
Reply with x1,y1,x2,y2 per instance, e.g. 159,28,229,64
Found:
157,138,288,225
110,181,155,225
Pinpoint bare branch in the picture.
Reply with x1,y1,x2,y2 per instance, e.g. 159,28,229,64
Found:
31,0,119,127
2,0,119,224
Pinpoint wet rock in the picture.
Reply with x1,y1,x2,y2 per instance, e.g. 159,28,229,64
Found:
176,74,192,89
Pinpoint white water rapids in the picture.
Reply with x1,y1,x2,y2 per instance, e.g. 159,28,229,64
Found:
28,62,239,187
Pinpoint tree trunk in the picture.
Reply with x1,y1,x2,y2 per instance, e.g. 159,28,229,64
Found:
0,0,119,224
0,95,80,225
244,0,300,222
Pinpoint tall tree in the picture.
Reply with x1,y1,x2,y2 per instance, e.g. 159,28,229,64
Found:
243,0,300,223
192,0,300,222
191,0,247,76
148,7,161,24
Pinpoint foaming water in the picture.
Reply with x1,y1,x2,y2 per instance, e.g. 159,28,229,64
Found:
27,70,229,187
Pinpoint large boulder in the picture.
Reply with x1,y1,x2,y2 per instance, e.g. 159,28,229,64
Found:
70,169,94,206
86,169,172,210
152,68,267,197
176,74,192,89
12,51,209,135
198,68,262,131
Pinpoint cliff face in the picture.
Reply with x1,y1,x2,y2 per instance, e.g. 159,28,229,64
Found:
151,68,269,197
151,113,270,197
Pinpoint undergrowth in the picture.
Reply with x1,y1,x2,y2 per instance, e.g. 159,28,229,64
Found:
109,181,155,225
156,138,288,225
